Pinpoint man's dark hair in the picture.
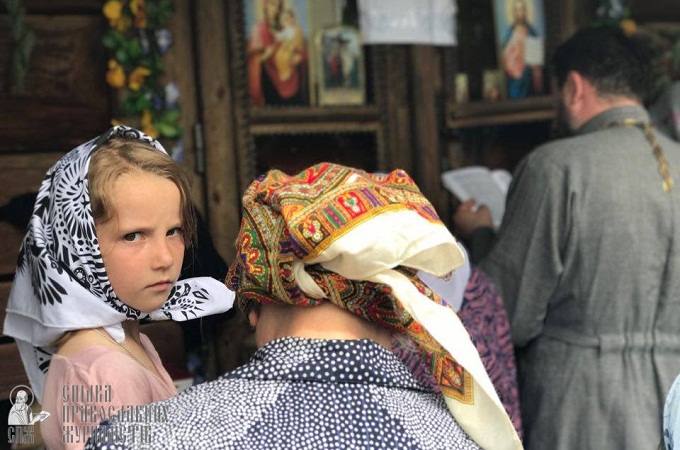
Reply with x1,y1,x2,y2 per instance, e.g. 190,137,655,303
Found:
553,25,654,103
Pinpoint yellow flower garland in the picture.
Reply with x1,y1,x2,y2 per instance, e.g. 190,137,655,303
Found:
102,0,181,144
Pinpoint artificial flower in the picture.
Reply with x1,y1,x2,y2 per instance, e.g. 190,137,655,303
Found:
165,82,180,107
106,59,125,88
620,19,637,37
155,29,173,55
140,109,158,138
104,0,181,141
596,0,625,21
130,0,148,29
103,1,122,28
140,32,151,55
170,139,185,163
128,66,151,91
116,15,132,33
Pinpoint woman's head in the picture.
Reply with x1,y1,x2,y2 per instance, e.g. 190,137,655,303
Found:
264,0,283,27
88,138,196,246
226,163,465,331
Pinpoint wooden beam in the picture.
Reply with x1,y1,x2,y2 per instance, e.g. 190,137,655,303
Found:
165,0,206,216
0,281,11,335
0,344,29,400
379,46,414,174
410,46,447,217
193,0,241,263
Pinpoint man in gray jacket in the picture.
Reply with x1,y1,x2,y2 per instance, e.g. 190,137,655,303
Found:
456,25,680,449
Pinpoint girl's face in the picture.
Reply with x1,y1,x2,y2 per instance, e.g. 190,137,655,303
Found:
96,171,185,312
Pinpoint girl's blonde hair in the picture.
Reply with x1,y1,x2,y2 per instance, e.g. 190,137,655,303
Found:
87,138,197,247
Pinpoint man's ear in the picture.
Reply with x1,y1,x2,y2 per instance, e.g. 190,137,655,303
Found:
562,71,577,106
563,70,589,109
248,308,260,328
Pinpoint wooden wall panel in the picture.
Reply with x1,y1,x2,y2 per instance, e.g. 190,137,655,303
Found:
0,282,10,335
1,153,62,204
165,0,205,214
411,46,448,217
378,46,414,174
0,153,64,275
0,15,109,153
0,344,29,400
196,0,242,263
0,276,27,402
0,226,24,277
22,0,101,13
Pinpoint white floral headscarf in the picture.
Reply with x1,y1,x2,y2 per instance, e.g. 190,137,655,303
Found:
4,126,234,402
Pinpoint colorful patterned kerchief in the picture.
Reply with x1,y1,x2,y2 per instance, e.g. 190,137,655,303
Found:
227,163,522,450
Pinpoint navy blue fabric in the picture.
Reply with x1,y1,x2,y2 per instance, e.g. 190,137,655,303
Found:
85,338,481,449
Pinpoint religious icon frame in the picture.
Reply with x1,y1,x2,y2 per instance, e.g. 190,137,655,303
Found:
492,0,547,99
313,25,366,106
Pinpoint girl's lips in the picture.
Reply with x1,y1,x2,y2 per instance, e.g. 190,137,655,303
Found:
147,281,173,291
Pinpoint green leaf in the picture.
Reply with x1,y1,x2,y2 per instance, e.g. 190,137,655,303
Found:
121,96,138,116
126,39,143,61
17,29,35,63
159,0,175,14
3,0,20,16
161,108,181,123
102,29,123,49
115,48,129,65
150,53,165,72
155,121,180,138
11,7,25,40
135,93,154,110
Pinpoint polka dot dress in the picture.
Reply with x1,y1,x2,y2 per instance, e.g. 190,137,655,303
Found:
85,338,482,449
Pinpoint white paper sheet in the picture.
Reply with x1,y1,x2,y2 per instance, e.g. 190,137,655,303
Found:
524,36,544,65
358,0,457,46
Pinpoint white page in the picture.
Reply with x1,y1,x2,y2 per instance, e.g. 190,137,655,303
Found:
441,167,508,228
491,169,512,195
358,0,457,45
524,36,544,65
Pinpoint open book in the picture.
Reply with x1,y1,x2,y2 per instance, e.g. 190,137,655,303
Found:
441,166,512,228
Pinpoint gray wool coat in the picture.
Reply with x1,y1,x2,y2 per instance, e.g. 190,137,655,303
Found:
482,105,680,450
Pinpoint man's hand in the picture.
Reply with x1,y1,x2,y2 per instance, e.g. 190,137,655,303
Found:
453,199,493,238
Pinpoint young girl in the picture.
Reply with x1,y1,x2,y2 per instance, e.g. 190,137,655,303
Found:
4,126,234,449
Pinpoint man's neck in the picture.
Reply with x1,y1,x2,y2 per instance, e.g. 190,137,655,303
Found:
574,95,641,130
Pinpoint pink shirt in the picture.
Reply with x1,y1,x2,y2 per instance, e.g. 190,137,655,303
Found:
41,334,177,450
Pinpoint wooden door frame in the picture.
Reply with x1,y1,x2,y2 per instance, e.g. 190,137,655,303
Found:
192,0,242,263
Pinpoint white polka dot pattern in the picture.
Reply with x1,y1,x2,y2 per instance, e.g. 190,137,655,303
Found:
85,338,482,449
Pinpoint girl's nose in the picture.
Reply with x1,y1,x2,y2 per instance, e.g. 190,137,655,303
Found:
152,239,175,269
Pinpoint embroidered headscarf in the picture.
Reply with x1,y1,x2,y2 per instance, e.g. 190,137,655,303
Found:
226,163,522,450
4,126,234,402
